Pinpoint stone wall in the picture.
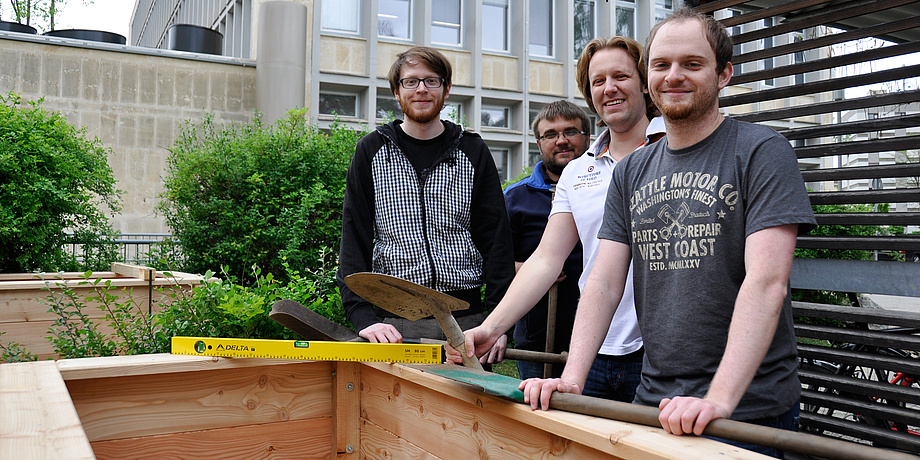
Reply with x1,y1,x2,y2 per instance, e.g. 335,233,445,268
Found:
0,34,256,234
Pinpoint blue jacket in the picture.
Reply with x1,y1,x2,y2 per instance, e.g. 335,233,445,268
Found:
503,162,583,353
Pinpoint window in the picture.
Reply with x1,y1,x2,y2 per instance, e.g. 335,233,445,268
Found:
321,0,359,34
482,105,510,128
319,92,359,117
376,97,403,120
378,0,411,40
482,0,509,52
655,0,673,23
441,102,463,124
794,33,806,85
574,0,594,57
432,0,462,47
490,147,510,181
528,148,541,168
762,18,774,86
528,106,541,133
615,5,635,39
529,0,554,57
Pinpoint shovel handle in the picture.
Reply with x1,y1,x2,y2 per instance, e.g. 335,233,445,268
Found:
434,311,484,371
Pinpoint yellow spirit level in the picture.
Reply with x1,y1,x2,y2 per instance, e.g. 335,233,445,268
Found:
171,336,443,364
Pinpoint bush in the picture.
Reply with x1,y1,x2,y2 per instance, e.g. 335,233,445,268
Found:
0,93,121,272
158,110,367,285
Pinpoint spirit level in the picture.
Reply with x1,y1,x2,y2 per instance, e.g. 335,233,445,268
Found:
171,336,443,364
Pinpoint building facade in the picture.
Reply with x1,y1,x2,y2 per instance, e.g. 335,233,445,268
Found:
131,0,687,181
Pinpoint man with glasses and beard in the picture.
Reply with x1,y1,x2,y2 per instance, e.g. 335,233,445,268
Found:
501,101,590,379
337,47,514,346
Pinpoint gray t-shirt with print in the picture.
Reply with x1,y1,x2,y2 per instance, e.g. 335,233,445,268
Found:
599,117,816,420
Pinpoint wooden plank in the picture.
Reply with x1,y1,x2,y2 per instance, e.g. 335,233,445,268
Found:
359,363,764,459
813,213,920,226
796,137,920,159
110,263,155,281
719,0,834,28
732,89,920,124
807,189,920,205
801,164,920,181
0,361,94,460
779,112,920,141
57,354,302,380
721,64,920,107
796,235,920,251
798,344,920,376
333,361,361,459
67,360,333,442
790,258,920,296
795,324,920,352
89,418,332,460
732,18,920,66
360,418,442,459
725,0,918,45
793,301,920,329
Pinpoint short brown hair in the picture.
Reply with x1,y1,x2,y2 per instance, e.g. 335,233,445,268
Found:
387,47,453,94
532,100,591,138
644,8,733,75
575,36,657,124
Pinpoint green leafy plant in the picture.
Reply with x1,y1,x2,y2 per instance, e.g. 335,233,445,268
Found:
0,92,121,272
0,331,37,363
40,274,117,359
158,109,366,285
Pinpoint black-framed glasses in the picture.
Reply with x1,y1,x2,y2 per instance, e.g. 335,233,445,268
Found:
399,77,445,89
537,129,588,141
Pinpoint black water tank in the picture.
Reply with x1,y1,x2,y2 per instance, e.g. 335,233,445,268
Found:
0,20,37,34
43,29,126,44
167,24,223,55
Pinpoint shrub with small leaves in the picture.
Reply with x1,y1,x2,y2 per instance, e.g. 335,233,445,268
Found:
0,92,121,272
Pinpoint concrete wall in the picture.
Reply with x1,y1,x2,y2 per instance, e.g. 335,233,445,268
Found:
0,34,256,234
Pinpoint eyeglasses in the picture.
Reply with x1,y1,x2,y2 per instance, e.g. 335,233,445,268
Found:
399,77,445,89
537,129,588,141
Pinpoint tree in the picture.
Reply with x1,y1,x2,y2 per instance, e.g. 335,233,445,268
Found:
5,0,92,33
0,92,120,272
158,110,367,285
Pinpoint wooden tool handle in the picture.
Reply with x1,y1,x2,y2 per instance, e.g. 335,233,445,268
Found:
548,392,910,460
434,310,484,371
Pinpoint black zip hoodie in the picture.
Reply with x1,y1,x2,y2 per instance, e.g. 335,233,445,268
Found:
336,119,515,332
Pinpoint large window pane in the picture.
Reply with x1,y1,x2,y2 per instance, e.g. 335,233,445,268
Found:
529,0,554,57
482,0,509,52
482,106,510,128
574,0,594,58
432,0,462,47
490,147,510,181
319,92,358,117
321,0,359,33
615,6,635,39
441,103,463,124
376,97,403,120
379,0,411,39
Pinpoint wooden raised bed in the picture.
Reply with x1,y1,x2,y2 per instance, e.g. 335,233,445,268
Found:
0,264,213,360
0,355,767,459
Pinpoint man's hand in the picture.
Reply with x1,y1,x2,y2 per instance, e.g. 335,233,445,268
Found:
358,323,402,343
657,396,731,436
518,378,583,411
445,325,500,364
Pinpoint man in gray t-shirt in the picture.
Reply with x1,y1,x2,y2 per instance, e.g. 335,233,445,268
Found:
520,9,815,458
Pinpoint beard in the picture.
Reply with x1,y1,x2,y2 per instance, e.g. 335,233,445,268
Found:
399,96,445,124
652,80,720,121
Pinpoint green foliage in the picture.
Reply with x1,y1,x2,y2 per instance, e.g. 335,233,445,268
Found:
0,331,37,363
503,166,532,190
793,202,893,308
40,274,117,358
6,0,92,33
26,257,347,359
158,110,367,285
0,92,120,272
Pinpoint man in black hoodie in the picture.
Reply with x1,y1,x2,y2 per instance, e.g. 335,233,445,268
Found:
337,46,515,345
